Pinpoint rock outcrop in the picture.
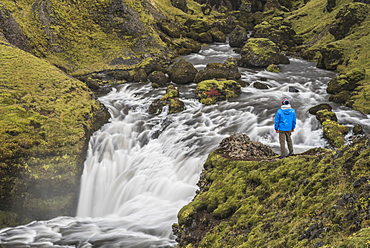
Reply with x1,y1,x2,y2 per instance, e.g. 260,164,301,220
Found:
239,38,290,67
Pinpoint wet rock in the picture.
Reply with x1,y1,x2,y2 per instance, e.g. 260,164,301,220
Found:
133,68,148,82
217,133,276,160
149,85,185,114
289,86,299,92
148,71,169,87
315,109,338,123
252,81,269,89
194,58,241,83
329,3,369,40
353,124,363,135
309,103,333,115
168,59,198,84
229,25,249,48
239,38,290,68
329,91,351,104
196,79,242,105
266,64,281,73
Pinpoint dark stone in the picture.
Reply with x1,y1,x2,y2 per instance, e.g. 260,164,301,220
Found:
289,86,299,92
168,59,198,84
229,25,249,48
0,5,31,52
253,82,269,89
353,124,363,135
148,71,169,87
309,104,333,115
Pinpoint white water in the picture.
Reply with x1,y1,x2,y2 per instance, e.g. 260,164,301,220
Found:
1,42,370,248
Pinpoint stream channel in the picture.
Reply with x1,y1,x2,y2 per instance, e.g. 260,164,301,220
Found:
1,41,370,247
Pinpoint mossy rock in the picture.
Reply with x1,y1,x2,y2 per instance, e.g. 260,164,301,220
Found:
0,42,107,226
308,103,333,115
196,79,242,105
168,59,198,84
266,64,281,73
322,120,348,148
316,43,345,71
239,38,290,67
149,85,184,114
329,3,370,40
315,109,338,123
194,59,241,83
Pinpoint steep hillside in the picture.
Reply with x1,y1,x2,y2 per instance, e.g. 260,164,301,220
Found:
0,41,108,226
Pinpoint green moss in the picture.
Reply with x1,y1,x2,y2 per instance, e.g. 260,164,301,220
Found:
322,120,348,148
177,139,370,247
0,42,102,225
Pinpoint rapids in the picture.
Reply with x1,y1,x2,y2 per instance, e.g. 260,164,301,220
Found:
1,42,369,248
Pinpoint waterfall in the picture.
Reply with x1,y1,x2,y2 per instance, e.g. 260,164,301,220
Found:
1,42,370,248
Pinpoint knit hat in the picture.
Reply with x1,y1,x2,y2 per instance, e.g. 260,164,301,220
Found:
282,98,290,105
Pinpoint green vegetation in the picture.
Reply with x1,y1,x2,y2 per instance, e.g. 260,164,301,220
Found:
0,42,105,226
177,136,370,247
288,0,370,113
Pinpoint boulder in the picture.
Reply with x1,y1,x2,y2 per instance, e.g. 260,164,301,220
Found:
353,124,363,135
266,64,281,73
198,32,213,43
252,82,269,89
327,69,365,94
229,25,249,48
316,109,338,123
308,103,333,115
149,85,185,114
168,59,198,84
239,38,290,67
329,91,351,104
196,79,242,105
251,19,299,50
194,58,241,83
148,71,169,88
329,3,369,40
159,21,183,38
208,27,226,42
217,133,277,160
316,44,344,70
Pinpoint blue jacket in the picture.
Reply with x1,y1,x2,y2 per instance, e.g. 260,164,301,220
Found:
274,105,296,131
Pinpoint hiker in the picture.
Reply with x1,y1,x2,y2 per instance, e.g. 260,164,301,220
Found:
274,98,296,158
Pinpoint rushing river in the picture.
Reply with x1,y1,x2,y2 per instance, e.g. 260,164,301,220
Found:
1,42,370,248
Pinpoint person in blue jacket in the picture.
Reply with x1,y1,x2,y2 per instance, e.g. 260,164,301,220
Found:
274,98,296,158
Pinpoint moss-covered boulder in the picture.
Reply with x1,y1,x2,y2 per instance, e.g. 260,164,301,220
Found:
0,42,107,226
149,85,185,114
322,120,349,148
329,3,370,40
315,109,338,123
308,103,333,115
327,69,366,94
251,18,300,50
266,64,281,72
196,79,242,105
194,58,241,83
229,25,249,48
208,27,226,43
168,58,198,84
316,43,345,71
174,134,370,247
148,70,170,88
239,38,290,68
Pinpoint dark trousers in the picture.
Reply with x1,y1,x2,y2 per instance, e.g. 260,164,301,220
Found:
279,131,293,156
